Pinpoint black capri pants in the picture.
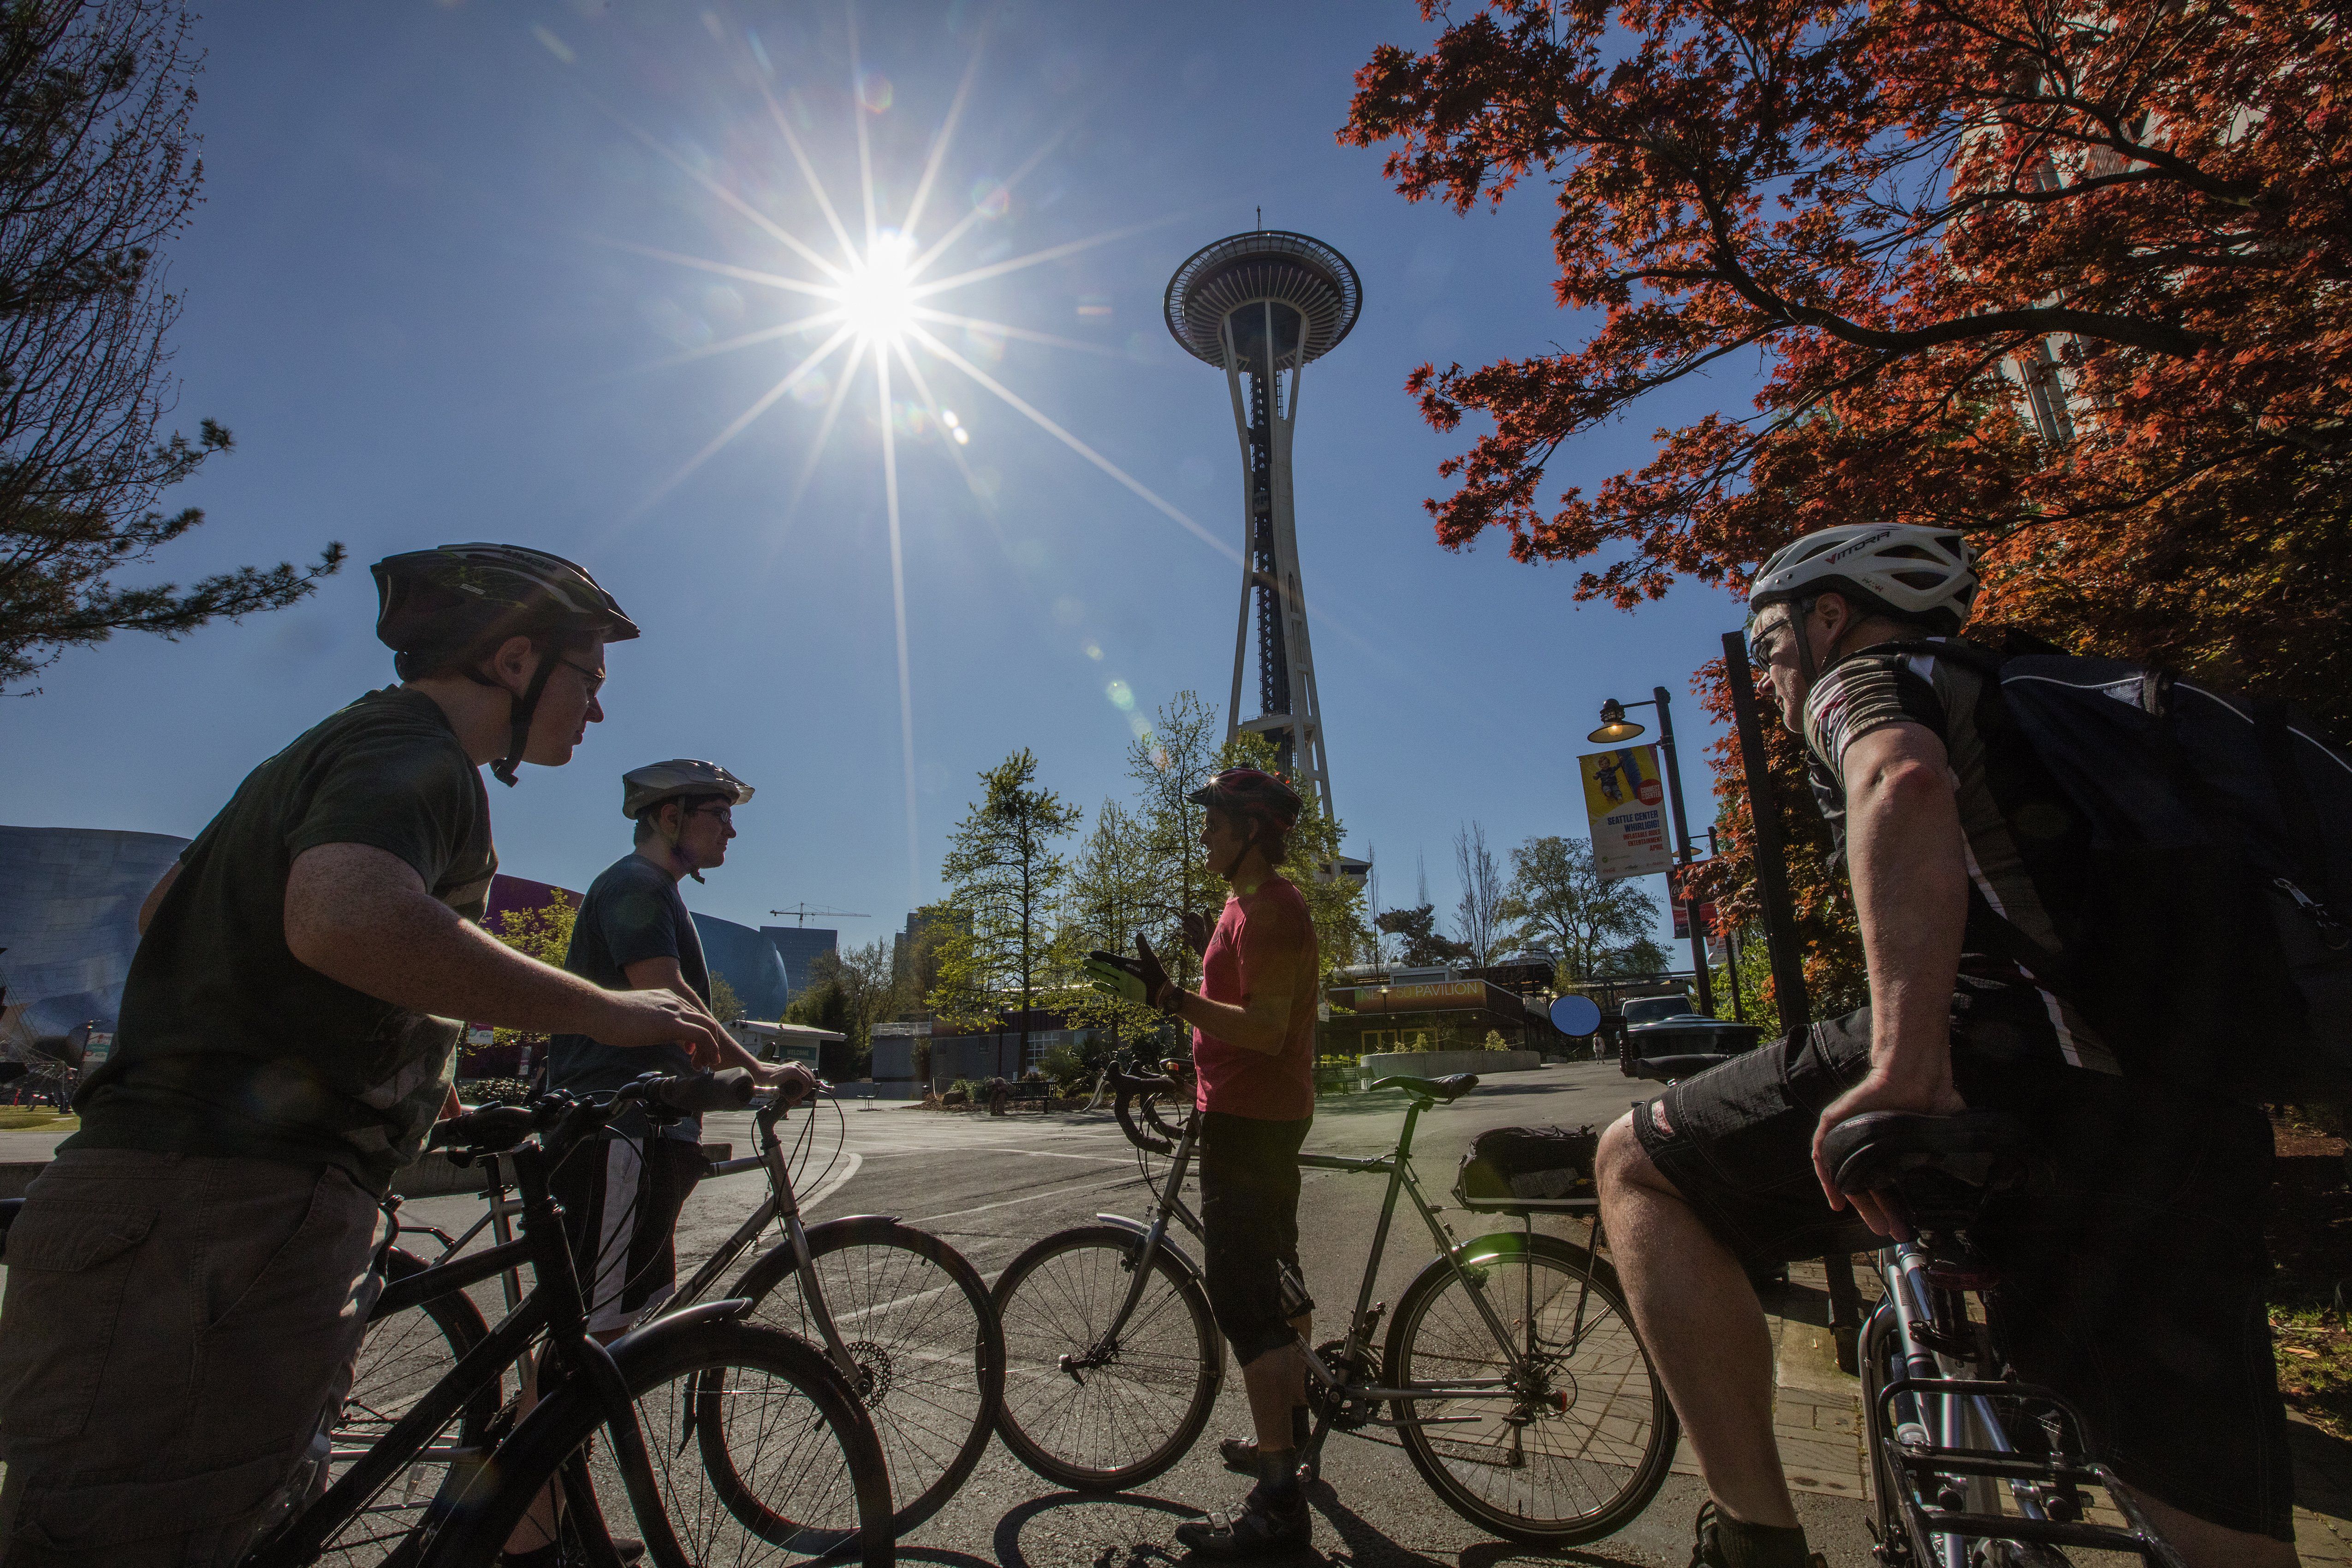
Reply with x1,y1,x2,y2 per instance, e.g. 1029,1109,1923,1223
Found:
1198,1111,1312,1366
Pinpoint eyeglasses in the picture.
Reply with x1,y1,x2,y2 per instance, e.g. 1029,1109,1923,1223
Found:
559,658,606,699
687,803,734,826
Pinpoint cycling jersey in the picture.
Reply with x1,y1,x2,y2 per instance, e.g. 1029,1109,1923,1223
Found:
1802,640,2118,1075
1193,876,1320,1120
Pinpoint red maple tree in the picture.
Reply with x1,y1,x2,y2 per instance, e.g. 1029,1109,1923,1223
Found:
1343,0,2352,1015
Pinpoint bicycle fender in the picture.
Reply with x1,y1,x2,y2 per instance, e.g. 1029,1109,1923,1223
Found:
1090,1213,1208,1286
606,1297,754,1356
803,1213,901,1235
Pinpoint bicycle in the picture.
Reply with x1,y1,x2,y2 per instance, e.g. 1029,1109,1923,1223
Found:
990,1063,1678,1547
345,1079,1002,1544
256,1069,893,1568
1824,1109,2186,1568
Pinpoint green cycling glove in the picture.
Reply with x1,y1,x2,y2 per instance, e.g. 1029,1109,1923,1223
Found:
1084,950,1151,1007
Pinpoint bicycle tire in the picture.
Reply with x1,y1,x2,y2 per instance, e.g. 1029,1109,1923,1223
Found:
991,1224,1223,1491
722,1217,1004,1535
309,1247,503,1565
416,1317,892,1568
1384,1232,1676,1546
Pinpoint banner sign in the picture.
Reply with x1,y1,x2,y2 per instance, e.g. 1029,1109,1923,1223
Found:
1579,745,1673,880
1669,869,1727,961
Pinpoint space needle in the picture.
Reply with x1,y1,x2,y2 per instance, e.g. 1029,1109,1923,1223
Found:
1164,228,1362,850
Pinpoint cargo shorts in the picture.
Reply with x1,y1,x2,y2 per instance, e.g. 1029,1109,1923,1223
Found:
0,1150,389,1566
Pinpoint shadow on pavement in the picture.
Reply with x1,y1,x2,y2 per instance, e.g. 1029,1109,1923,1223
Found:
986,1490,1201,1568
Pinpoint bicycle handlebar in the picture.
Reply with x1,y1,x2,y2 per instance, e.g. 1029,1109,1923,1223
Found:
427,1103,537,1154
1110,1061,1194,1155
648,1067,756,1113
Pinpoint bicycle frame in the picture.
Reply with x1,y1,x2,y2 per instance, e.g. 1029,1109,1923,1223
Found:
631,1092,870,1394
1089,1089,1576,1422
1863,1236,2186,1568
250,1106,742,1568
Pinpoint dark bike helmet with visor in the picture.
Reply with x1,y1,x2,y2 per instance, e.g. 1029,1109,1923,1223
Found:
1188,767,1303,877
372,543,640,786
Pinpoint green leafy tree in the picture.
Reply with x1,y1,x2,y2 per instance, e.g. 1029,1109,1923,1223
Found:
1496,836,1662,981
705,972,744,1025
1057,797,1165,1038
791,938,896,1075
1122,691,1226,990
929,749,1083,1077
1375,904,1470,967
0,0,340,689
485,891,576,1060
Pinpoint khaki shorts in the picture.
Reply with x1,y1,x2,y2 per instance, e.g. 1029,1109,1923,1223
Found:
0,1150,388,1566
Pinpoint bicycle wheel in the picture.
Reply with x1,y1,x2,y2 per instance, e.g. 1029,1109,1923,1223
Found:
417,1317,892,1568
726,1217,1004,1535
1384,1232,1676,1546
311,1247,504,1565
991,1224,1222,1491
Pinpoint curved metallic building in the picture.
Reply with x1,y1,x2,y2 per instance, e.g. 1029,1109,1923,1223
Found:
0,826,189,1055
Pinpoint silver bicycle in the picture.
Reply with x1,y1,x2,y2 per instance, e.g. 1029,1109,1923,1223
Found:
1826,1109,2186,1568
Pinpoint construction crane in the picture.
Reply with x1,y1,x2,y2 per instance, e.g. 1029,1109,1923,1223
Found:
767,904,868,927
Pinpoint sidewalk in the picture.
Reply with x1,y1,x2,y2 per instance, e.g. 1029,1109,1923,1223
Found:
1728,1256,2352,1566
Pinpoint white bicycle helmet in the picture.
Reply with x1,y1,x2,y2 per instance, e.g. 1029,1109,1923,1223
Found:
622,759,755,821
1745,523,1978,637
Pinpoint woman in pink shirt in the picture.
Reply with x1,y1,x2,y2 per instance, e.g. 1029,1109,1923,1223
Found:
1087,768,1322,1555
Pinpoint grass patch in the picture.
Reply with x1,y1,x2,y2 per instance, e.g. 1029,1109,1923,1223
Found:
0,1110,76,1132
2268,1106,2352,1439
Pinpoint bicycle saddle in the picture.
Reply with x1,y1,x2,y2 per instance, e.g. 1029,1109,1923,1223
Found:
1622,1053,1734,1083
1823,1110,2032,1195
1369,1072,1479,1102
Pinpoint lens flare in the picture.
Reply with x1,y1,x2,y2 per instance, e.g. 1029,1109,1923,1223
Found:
834,231,918,344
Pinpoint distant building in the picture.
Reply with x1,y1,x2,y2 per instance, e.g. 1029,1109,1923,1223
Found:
0,826,189,1049
890,905,966,986
761,926,838,999
690,914,790,1022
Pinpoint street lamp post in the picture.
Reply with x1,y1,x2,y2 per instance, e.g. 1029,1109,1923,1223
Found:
1590,686,1716,1017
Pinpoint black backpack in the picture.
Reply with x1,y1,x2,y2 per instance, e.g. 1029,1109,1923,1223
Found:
1890,637,2352,1097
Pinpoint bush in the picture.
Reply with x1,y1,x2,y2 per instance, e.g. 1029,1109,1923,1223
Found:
1039,1045,1092,1095
460,1077,534,1105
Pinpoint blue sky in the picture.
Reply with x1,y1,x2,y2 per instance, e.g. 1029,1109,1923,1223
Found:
0,1,1756,956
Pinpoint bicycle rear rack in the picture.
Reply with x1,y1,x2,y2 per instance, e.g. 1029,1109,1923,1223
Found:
1872,1375,2183,1565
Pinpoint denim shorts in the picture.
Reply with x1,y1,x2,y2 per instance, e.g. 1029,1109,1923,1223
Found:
1633,998,2293,1541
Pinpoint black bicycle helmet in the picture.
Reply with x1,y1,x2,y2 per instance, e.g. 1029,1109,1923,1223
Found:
371,543,640,785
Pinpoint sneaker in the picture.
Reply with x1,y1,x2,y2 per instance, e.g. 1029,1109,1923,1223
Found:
1174,1485,1312,1559
1687,1500,1818,1568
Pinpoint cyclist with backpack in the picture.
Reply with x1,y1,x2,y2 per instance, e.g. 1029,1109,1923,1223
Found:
1592,523,2311,1568
0,545,732,1568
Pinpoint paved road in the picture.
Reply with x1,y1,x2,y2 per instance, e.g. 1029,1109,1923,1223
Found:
399,1060,1873,1566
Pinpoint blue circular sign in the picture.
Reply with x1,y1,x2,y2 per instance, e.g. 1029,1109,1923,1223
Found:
1550,994,1603,1037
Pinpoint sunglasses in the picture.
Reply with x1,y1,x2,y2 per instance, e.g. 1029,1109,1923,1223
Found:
559,657,606,699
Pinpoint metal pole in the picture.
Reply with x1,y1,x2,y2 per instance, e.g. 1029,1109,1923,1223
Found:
1718,633,1811,1034
1652,685,1715,1016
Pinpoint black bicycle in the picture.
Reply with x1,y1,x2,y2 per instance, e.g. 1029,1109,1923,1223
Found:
254,1069,893,1567
1826,1110,2185,1568
990,1063,1677,1546
348,1081,1000,1544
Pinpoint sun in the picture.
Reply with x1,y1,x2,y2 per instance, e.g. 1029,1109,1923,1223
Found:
830,231,917,344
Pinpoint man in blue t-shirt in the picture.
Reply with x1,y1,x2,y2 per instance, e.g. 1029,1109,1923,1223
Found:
543,759,809,1339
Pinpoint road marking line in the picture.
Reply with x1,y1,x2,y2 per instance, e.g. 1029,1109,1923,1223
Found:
906,1173,1136,1227
797,1152,862,1216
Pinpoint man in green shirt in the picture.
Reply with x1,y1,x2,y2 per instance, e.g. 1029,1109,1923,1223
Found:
0,544,731,1567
